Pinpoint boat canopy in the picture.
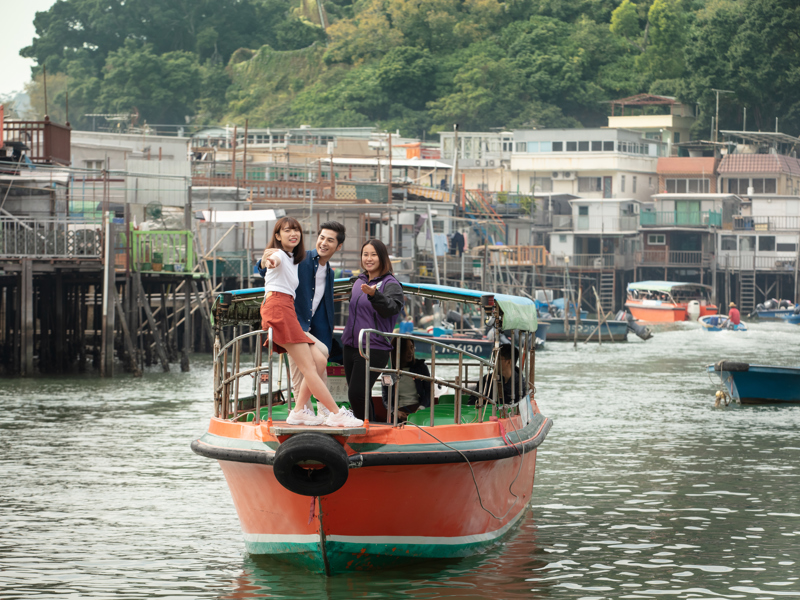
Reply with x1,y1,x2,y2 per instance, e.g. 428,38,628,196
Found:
212,279,538,331
627,280,712,294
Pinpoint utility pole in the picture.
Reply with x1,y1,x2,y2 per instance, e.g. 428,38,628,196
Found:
712,89,734,143
452,124,459,207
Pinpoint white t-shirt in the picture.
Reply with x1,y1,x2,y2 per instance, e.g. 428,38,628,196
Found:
311,263,327,316
263,250,299,298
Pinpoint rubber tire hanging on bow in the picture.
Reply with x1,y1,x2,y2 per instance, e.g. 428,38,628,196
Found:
273,433,350,497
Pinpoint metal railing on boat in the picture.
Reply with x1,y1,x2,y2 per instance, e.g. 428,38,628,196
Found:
212,325,536,428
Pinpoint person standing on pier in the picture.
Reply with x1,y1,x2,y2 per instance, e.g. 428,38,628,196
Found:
341,239,404,421
258,221,346,418
259,217,361,427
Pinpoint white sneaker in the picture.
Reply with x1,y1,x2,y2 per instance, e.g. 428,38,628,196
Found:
316,403,332,418
286,406,325,426
325,408,364,428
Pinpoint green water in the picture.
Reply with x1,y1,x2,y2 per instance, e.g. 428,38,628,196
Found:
1,321,799,598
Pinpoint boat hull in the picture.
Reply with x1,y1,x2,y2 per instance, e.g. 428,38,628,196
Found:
194,405,551,574
542,318,628,342
709,364,800,404
752,309,800,324
626,300,717,322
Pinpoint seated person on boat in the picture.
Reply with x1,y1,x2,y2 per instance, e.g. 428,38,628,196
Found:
468,344,527,405
381,338,431,421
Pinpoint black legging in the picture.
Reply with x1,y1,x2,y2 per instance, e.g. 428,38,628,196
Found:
343,344,391,421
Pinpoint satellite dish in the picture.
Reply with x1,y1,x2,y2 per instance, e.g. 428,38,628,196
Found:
146,201,163,221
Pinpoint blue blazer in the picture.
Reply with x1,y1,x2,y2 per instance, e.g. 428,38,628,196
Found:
257,249,335,352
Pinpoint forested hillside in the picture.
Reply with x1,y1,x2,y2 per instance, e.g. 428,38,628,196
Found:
20,0,800,138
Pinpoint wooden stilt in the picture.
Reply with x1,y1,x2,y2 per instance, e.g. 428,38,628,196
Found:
20,259,34,376
134,273,170,372
114,287,142,377
181,275,191,372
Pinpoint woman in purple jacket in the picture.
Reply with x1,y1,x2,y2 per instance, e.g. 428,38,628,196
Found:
341,239,404,420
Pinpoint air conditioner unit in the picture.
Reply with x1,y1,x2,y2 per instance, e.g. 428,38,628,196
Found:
552,171,560,179
475,159,481,166
488,159,495,167
561,171,575,180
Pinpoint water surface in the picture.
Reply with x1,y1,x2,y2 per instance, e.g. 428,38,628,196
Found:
1,321,798,598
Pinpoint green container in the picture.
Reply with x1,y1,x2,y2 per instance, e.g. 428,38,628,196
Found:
152,251,163,263
163,264,175,272
141,262,152,271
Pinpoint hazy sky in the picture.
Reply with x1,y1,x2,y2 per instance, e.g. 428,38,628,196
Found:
1,0,58,96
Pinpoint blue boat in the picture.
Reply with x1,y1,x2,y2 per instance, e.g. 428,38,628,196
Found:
540,317,629,342
699,315,747,332
708,362,800,404
751,309,800,324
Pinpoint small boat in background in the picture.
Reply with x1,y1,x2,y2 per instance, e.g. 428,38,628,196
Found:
699,315,747,332
749,299,800,324
539,316,629,342
625,281,717,322
709,361,800,404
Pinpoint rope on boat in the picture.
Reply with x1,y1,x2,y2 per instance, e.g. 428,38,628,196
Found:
706,370,733,408
404,419,526,521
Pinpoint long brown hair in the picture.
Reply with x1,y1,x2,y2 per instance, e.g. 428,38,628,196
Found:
361,238,392,278
268,217,304,265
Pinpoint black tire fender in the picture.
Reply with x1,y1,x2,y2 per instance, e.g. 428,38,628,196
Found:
272,433,349,497
714,360,749,372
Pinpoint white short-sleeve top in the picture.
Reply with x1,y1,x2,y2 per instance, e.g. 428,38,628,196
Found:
263,249,299,298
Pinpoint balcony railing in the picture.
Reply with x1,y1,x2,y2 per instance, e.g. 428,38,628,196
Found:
130,228,194,273
575,215,639,232
193,176,334,202
549,253,623,268
637,249,710,266
717,253,797,271
486,245,548,267
2,118,71,165
0,217,102,258
552,215,573,230
640,210,722,228
733,216,800,231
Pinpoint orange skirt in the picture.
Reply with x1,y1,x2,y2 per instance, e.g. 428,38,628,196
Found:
260,292,315,354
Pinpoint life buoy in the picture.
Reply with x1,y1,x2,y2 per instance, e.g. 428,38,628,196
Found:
272,433,349,496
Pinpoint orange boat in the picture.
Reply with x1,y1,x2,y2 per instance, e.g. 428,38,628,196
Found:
625,281,718,322
192,282,552,574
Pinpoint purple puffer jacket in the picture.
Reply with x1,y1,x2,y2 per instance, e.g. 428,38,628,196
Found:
341,272,404,352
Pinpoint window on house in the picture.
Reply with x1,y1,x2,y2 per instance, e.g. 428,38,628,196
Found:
433,220,445,233
777,242,797,252
559,235,567,243
621,175,626,193
618,141,627,153
752,178,777,194
530,177,553,192
721,236,737,250
728,178,749,194
673,132,681,143
578,141,589,151
592,141,602,151
758,236,776,251
633,176,637,193
540,141,552,152
527,142,539,153
603,141,615,151
740,235,756,251
578,177,602,192
552,141,563,151
566,141,577,151
515,142,526,152
578,206,589,216
85,160,105,170
648,234,666,245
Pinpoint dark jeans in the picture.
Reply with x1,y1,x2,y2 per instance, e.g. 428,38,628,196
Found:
343,344,391,421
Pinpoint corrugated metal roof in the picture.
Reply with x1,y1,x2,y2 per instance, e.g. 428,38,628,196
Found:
718,154,800,175
657,157,717,175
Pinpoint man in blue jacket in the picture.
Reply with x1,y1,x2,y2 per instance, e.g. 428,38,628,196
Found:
258,221,345,416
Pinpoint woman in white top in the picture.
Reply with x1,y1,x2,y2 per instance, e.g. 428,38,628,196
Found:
260,217,362,427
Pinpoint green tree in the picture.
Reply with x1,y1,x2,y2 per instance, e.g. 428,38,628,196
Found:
98,41,202,124
638,0,686,81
